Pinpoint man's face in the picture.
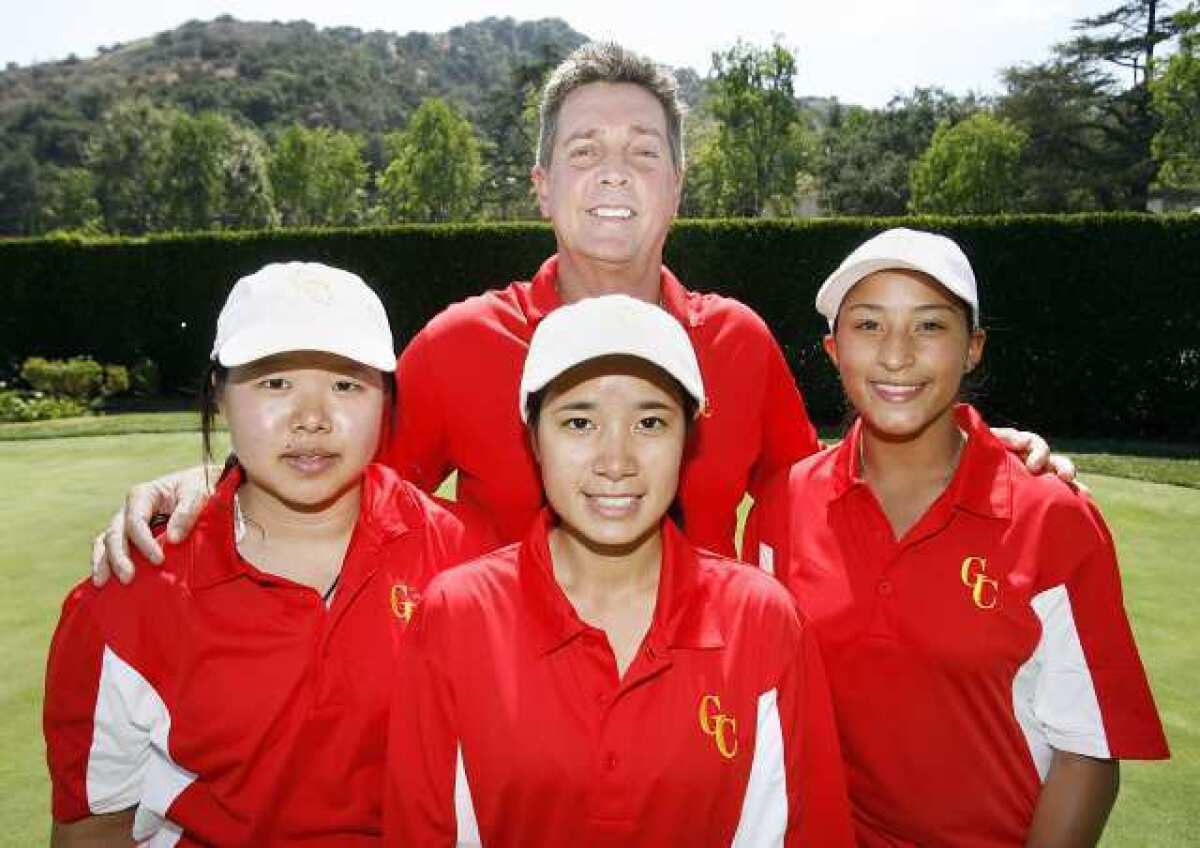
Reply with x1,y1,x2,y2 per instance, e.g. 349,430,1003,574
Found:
532,82,682,272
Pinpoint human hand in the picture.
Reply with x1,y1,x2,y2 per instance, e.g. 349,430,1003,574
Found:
91,465,214,586
989,428,1079,485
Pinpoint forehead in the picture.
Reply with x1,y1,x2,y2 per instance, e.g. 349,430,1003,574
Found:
232,350,374,377
543,355,684,408
556,82,669,139
843,268,963,309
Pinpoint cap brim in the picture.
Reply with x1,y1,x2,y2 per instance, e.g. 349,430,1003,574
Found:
216,322,396,372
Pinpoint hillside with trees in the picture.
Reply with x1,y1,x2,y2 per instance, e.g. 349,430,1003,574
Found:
1,3,1197,237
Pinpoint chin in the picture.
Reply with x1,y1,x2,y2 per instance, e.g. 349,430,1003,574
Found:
861,405,954,443
563,517,660,556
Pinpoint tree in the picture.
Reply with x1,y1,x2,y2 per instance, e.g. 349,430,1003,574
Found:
478,48,561,219
909,113,1027,214
817,89,981,216
688,40,809,217
375,99,483,223
270,125,367,227
1151,4,1200,188
36,165,102,233
85,98,176,234
159,111,276,231
999,1,1183,210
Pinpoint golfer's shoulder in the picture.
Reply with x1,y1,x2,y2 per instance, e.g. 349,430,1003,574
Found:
685,286,777,343
416,279,534,346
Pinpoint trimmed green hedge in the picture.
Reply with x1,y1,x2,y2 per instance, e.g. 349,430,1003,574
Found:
2,215,1197,439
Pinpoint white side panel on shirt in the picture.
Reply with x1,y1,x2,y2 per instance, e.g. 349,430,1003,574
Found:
1011,584,1111,782
731,688,787,848
454,743,482,847
758,543,775,576
90,646,194,846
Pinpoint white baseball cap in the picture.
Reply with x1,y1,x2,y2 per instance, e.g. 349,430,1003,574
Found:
519,294,706,423
815,228,979,330
211,262,396,371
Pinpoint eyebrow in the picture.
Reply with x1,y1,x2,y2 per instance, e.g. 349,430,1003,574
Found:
845,303,960,313
561,124,666,147
551,399,677,412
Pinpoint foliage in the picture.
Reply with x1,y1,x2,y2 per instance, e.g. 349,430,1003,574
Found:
1151,4,1200,189
2,216,1198,440
375,99,483,223
84,99,177,234
817,89,982,216
19,356,128,401
909,113,1027,214
0,390,88,422
998,1,1182,211
478,49,561,219
129,358,162,396
35,165,102,233
160,111,277,231
0,17,588,236
269,124,367,227
686,41,811,217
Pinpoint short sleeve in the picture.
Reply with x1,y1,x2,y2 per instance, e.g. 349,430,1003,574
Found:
1019,500,1168,764
44,585,162,823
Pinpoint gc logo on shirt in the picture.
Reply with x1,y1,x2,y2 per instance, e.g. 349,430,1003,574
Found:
699,695,738,759
390,583,421,623
960,556,999,610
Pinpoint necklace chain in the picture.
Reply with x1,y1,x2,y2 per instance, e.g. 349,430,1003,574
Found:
858,428,966,488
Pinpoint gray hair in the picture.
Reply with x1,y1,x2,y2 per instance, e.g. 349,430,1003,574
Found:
536,42,685,172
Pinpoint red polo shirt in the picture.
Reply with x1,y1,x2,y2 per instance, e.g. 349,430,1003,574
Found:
384,510,855,847
744,405,1169,847
384,255,818,555
44,464,496,845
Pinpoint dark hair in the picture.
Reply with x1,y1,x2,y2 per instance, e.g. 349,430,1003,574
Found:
198,361,397,487
537,42,686,172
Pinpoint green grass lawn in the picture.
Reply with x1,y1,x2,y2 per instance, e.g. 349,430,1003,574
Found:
1,432,1197,844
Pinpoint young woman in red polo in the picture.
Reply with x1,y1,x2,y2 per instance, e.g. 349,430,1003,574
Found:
745,229,1169,847
384,294,855,846
43,263,496,845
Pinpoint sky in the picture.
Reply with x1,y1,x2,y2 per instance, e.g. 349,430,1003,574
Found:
3,0,1127,107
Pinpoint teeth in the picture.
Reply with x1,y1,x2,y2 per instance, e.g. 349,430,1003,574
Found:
591,207,633,219
591,495,637,508
873,383,923,400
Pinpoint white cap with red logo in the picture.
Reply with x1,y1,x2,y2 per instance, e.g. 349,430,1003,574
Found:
211,262,396,371
519,294,705,422
816,228,979,330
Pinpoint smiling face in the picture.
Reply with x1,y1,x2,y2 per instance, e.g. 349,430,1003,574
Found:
219,350,386,512
532,82,682,272
531,356,688,557
824,269,986,441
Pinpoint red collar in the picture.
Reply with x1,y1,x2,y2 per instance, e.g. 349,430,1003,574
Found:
524,254,701,330
518,509,725,656
831,404,1012,521
184,463,424,591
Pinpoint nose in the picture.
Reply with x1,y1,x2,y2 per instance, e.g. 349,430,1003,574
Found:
876,327,915,372
593,426,637,481
597,158,630,189
290,386,332,434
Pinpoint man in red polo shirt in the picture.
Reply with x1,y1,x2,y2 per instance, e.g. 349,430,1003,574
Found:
92,41,1066,576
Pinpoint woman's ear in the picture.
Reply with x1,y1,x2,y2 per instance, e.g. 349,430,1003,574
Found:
822,333,839,368
965,328,987,373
